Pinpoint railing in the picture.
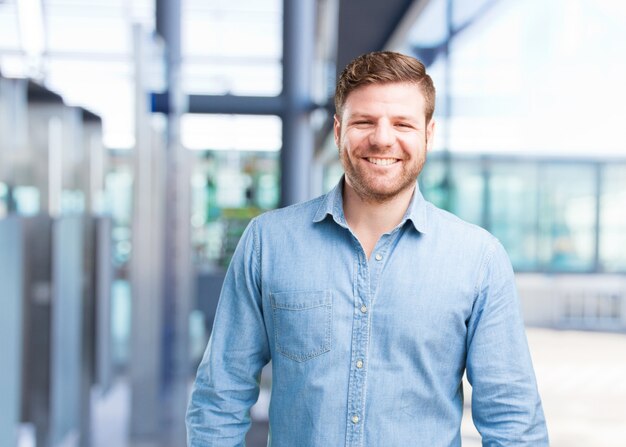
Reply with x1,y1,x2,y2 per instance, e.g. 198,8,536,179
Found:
517,274,626,332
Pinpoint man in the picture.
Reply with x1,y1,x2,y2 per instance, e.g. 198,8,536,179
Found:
186,51,549,446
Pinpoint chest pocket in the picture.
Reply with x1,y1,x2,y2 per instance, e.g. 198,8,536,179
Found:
270,290,332,362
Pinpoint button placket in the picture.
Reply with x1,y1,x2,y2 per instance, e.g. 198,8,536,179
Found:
346,226,404,446
369,234,392,294
346,250,371,446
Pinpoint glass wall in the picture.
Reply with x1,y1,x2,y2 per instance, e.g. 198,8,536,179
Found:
419,155,626,274
182,0,282,96
600,165,626,272
536,164,597,272
488,161,539,270
381,0,626,274
399,0,626,158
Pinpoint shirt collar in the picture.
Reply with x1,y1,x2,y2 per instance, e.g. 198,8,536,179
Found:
403,184,429,234
313,176,429,234
313,178,349,228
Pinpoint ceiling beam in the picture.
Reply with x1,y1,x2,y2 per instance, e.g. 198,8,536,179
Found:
335,0,418,79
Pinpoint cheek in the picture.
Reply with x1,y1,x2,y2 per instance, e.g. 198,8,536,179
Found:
405,134,426,152
342,131,368,150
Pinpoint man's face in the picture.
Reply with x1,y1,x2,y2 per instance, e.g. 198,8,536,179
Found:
334,82,435,203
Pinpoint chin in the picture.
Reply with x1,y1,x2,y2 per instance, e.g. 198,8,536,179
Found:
359,182,414,202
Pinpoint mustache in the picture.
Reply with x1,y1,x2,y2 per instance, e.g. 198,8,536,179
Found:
337,136,429,154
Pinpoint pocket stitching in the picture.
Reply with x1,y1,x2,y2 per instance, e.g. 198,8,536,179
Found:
271,291,332,362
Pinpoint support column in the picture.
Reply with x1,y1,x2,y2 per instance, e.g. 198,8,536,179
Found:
0,217,23,447
156,0,193,445
130,24,165,443
280,0,317,206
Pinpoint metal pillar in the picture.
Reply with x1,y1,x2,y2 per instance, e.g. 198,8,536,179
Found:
593,162,602,272
50,216,85,446
157,0,193,444
439,0,454,211
130,24,165,442
280,0,317,206
0,217,24,447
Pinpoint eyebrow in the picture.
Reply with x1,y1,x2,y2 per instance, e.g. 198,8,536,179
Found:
393,115,419,122
349,112,419,120
348,113,421,125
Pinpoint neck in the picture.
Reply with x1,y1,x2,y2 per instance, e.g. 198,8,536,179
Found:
342,180,415,258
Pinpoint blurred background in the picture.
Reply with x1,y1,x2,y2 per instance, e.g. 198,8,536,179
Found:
1,0,625,446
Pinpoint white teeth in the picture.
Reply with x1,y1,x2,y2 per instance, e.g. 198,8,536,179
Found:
367,158,397,166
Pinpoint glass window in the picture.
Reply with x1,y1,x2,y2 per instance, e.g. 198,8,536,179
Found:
181,114,281,152
419,157,448,210
426,57,450,153
489,162,539,270
421,156,484,225
452,0,502,30
46,15,130,54
599,164,626,272
448,159,484,226
404,0,448,49
0,2,21,52
322,161,344,195
182,60,281,96
403,0,626,157
423,157,607,273
537,164,597,271
182,0,282,97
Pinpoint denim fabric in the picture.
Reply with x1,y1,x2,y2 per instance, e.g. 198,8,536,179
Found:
186,180,549,447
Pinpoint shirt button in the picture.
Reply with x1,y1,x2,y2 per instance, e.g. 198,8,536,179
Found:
356,360,363,369
360,305,367,314
351,415,360,424
375,253,383,261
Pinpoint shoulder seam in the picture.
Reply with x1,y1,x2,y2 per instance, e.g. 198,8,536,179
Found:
250,218,262,284
473,236,499,299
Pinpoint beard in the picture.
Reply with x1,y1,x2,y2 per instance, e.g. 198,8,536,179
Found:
339,139,427,204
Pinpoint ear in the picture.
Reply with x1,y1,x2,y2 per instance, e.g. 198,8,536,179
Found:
425,119,436,152
333,114,341,148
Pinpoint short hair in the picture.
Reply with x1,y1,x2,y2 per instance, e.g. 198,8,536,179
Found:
334,51,436,123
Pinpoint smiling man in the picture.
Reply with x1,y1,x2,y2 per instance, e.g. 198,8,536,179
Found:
186,51,549,447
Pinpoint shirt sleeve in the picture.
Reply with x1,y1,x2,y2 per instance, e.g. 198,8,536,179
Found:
466,239,549,446
186,218,270,447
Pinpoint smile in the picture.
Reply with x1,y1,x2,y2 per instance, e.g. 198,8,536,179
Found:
367,158,399,166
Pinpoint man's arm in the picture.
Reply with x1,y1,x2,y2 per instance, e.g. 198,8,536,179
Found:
466,239,549,446
186,219,270,447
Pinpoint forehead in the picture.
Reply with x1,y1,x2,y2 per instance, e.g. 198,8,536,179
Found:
343,82,426,119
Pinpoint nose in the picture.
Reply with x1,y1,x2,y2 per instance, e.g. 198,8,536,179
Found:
369,121,395,148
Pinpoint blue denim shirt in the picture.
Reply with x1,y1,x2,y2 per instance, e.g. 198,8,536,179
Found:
186,180,548,447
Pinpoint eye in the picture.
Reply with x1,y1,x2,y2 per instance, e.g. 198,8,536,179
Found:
395,122,414,129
